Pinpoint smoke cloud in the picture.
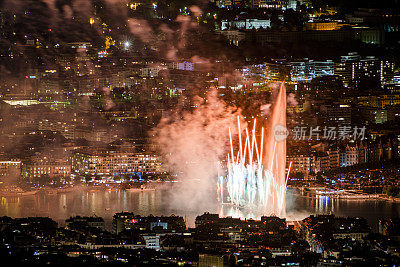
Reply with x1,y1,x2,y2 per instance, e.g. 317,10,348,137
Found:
287,93,298,106
260,103,272,117
152,89,246,211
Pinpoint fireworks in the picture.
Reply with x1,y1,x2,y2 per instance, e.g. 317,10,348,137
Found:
218,84,290,216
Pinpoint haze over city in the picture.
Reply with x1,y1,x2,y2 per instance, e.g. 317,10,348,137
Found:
1,0,400,266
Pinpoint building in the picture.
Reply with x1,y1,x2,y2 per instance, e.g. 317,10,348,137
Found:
112,212,137,234
22,158,71,181
195,212,220,228
38,119,75,139
218,30,246,46
322,104,352,126
314,153,330,173
74,126,112,143
328,149,340,169
0,159,21,178
71,148,163,177
140,66,167,77
357,94,400,109
219,27,384,48
334,52,396,86
379,218,400,241
339,145,359,167
290,59,334,82
141,234,161,250
265,62,288,81
302,214,370,255
305,21,343,31
287,154,314,174
255,0,289,9
172,61,194,71
112,212,186,235
66,216,105,230
198,254,228,267
221,19,271,30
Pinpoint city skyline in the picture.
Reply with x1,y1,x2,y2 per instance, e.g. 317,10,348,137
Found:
1,0,400,266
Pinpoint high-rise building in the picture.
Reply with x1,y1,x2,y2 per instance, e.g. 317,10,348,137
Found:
334,53,396,86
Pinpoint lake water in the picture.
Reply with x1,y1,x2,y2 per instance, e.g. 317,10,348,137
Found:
1,188,399,230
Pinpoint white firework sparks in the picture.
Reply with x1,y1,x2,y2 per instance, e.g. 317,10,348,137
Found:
218,118,291,217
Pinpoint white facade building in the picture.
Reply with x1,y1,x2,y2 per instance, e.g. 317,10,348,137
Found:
221,19,271,30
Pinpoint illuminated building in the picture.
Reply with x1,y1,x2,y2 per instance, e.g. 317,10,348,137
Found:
67,42,92,51
324,104,352,126
357,95,400,109
22,159,71,180
112,212,185,235
140,66,166,77
172,61,194,71
305,21,343,31
221,19,271,30
109,71,136,88
328,149,340,169
0,159,21,178
218,30,246,46
71,148,163,177
334,52,396,86
38,119,75,139
314,154,330,173
286,154,314,174
220,27,383,47
339,145,359,167
38,119,113,143
366,109,391,124
198,254,226,267
345,14,365,24
290,59,334,82
2,99,40,106
255,0,288,9
113,212,137,234
266,62,287,81
216,0,232,8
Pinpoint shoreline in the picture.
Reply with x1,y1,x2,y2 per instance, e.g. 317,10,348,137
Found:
290,186,400,202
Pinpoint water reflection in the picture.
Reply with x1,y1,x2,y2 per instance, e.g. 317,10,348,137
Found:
1,189,400,230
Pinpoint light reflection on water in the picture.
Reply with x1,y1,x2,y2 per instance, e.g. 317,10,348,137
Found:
0,188,399,230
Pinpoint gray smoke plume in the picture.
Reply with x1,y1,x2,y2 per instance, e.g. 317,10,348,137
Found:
152,89,246,211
